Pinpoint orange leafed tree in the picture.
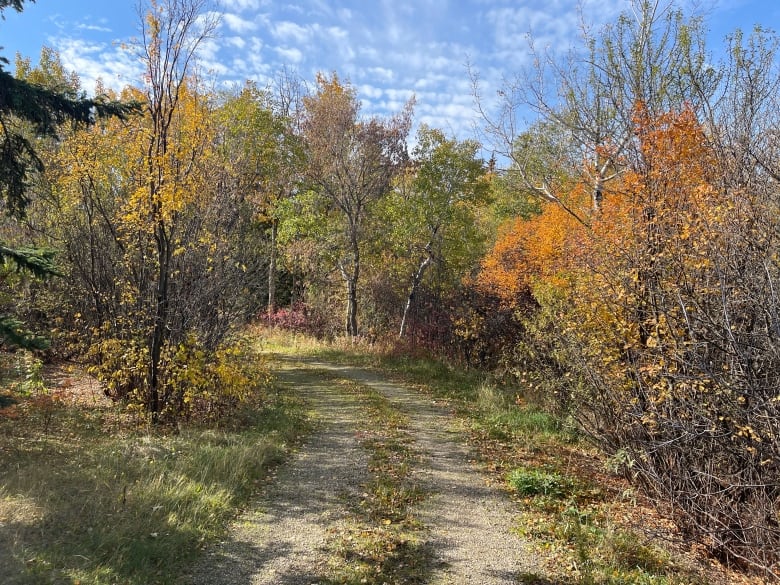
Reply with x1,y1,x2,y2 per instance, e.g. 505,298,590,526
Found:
479,104,780,575
476,183,590,308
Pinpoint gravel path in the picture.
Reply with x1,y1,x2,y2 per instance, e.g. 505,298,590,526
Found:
187,355,533,584
188,363,370,584
302,359,533,584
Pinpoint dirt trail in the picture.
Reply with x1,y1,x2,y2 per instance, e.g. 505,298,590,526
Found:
188,364,370,584
187,356,533,584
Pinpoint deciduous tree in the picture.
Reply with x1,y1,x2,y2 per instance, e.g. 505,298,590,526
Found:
298,73,413,336
380,125,491,338
0,2,135,348
473,0,715,219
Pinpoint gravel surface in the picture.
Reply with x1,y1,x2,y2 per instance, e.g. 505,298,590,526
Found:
187,363,370,584
304,359,534,584
187,356,534,584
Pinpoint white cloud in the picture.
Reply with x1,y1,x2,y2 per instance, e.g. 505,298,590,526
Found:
56,37,143,93
29,0,641,145
274,46,304,64
272,20,312,45
366,67,394,83
76,23,112,33
220,0,265,12
225,36,247,49
222,13,258,33
323,25,348,42
358,84,384,99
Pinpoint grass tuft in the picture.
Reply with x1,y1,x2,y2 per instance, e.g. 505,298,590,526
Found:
508,466,578,499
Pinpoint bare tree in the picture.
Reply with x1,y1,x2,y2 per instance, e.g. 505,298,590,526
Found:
472,0,716,219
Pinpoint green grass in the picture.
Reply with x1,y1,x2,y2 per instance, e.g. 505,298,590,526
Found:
0,359,308,585
508,466,578,499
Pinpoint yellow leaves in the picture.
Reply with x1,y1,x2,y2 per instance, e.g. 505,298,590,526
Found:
734,425,762,443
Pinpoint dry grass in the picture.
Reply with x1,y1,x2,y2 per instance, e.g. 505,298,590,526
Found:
0,349,308,585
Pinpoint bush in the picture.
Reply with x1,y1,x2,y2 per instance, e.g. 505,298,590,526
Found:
88,333,271,424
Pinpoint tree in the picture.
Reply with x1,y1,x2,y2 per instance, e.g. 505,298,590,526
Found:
473,0,716,219
577,106,780,577
381,125,491,338
299,73,413,336
214,83,278,313
486,104,780,577
32,0,225,417
0,2,136,348
130,0,218,416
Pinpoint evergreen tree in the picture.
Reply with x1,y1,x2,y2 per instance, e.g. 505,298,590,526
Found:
0,0,137,347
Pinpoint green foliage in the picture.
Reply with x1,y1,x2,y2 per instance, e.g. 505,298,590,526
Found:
508,466,577,499
0,315,48,349
0,244,59,278
0,245,58,349
371,124,492,340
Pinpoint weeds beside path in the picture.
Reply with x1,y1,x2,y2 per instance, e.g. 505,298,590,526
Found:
188,353,533,584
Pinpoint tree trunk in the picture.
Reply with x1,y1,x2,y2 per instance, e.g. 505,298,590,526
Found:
399,254,432,338
149,222,171,421
344,233,360,337
346,277,358,336
267,218,277,320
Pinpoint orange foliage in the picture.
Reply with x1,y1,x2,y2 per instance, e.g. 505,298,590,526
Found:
480,104,720,307
477,184,590,307
480,104,780,572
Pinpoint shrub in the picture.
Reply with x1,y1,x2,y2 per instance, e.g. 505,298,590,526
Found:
88,333,270,424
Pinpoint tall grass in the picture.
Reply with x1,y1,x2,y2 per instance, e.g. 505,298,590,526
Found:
0,369,307,585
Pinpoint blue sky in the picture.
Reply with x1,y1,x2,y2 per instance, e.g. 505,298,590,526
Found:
1,0,779,142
